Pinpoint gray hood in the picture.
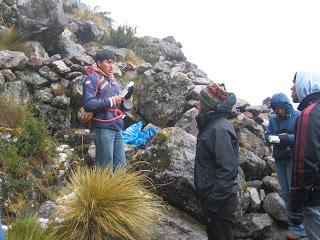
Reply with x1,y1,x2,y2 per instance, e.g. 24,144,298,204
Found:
295,71,320,102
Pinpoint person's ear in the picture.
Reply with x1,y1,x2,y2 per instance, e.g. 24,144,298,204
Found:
96,60,102,67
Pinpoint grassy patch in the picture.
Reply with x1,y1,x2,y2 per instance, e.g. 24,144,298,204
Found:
6,215,52,240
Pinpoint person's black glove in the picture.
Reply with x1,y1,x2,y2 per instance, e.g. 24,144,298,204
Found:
124,86,134,99
278,133,290,144
289,212,303,225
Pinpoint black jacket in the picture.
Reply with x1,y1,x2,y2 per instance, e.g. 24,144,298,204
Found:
291,92,320,213
194,111,239,201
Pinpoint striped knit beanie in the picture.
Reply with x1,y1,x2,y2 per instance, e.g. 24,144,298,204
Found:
199,83,229,112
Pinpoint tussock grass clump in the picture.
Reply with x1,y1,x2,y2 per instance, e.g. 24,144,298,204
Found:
123,51,142,66
0,27,28,52
6,216,51,240
48,167,163,240
72,6,111,31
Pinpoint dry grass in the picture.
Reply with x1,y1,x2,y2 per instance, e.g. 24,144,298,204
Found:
0,27,28,52
123,51,142,66
72,7,109,31
0,97,28,129
48,167,163,240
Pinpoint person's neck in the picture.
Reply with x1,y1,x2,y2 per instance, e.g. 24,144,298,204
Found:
96,67,111,77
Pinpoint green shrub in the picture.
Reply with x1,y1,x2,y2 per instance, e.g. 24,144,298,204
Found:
103,24,139,49
0,145,24,174
7,215,52,240
16,114,55,159
48,167,163,240
0,27,28,52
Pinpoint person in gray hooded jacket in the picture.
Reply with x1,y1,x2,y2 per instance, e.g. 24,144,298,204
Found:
289,71,320,240
194,83,239,240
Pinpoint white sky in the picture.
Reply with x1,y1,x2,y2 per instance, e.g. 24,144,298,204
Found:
82,0,320,105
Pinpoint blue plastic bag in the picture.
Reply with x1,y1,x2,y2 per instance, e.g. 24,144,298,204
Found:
123,121,158,148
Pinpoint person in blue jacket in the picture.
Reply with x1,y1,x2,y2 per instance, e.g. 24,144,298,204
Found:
265,93,306,239
83,49,126,170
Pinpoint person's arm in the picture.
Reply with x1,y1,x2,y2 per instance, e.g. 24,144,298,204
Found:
83,75,122,112
206,126,238,197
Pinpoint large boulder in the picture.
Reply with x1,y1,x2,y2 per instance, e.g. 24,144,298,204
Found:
139,36,186,62
263,192,287,222
17,0,66,46
136,127,201,219
136,72,193,127
239,147,266,181
238,128,269,159
58,29,94,65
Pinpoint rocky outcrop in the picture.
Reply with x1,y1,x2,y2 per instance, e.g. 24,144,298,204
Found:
17,0,66,47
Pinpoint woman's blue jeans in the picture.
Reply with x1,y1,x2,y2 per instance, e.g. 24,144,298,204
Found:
275,159,306,237
95,128,126,171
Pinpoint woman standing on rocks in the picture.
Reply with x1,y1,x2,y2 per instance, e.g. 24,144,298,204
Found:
265,93,306,239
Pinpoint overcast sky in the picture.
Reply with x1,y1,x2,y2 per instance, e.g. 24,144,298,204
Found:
82,0,320,105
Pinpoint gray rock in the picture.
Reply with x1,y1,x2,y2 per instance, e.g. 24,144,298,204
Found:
263,192,287,222
70,75,85,108
139,36,186,61
155,60,173,73
247,187,261,211
0,73,4,92
247,180,263,189
154,208,207,240
38,200,57,219
137,127,201,220
239,147,266,180
245,104,269,117
137,62,153,73
51,95,70,109
235,213,273,239
35,87,53,103
192,77,215,85
0,80,30,104
262,175,281,193
0,50,27,69
23,41,49,60
45,54,62,65
34,104,71,131
16,71,50,91
17,0,66,42
136,72,193,127
64,71,83,80
175,107,198,136
192,68,208,78
238,128,268,159
38,66,60,82
58,29,94,65
51,60,71,74
74,20,104,43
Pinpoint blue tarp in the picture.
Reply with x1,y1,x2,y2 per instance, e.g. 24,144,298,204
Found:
123,121,159,148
